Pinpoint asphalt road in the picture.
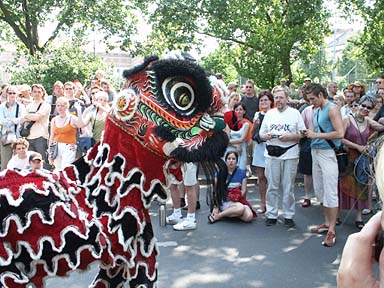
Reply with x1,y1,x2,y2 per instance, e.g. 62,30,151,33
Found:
45,178,378,288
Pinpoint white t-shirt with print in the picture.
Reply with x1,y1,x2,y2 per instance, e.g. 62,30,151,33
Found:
260,106,305,160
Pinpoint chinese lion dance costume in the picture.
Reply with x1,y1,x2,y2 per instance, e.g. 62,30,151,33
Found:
0,54,229,287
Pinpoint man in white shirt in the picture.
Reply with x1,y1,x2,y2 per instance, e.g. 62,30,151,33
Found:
260,88,305,228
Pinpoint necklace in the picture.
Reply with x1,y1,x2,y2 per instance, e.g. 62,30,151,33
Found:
355,117,365,123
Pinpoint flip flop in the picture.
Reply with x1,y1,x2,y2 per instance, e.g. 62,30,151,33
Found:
208,214,217,224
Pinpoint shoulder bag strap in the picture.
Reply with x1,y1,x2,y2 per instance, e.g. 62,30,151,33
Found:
92,107,99,131
226,167,237,187
14,104,19,133
316,111,337,151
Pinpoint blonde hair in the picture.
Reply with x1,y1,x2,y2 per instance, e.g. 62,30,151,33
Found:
11,138,29,150
334,95,346,106
55,96,69,107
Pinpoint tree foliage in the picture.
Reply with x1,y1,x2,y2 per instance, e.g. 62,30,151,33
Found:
0,0,140,55
8,41,108,94
201,43,239,83
338,0,384,74
143,0,330,88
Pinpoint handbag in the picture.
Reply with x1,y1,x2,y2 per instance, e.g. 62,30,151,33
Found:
20,121,35,137
77,108,98,153
78,136,96,153
19,103,42,137
252,113,265,144
1,130,17,146
49,142,58,160
266,143,298,157
2,103,19,145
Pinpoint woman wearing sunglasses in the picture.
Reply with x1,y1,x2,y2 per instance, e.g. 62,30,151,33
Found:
338,95,384,230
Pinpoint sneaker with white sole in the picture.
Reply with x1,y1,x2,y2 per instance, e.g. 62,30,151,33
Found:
166,214,183,225
173,218,197,231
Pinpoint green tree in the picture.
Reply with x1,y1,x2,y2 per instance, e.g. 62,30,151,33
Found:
0,0,140,55
142,0,330,88
201,43,239,83
338,0,384,74
8,41,109,94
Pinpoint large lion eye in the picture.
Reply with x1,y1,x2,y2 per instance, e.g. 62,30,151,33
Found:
162,77,196,116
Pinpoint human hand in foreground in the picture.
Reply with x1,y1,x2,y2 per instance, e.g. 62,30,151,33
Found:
337,211,384,288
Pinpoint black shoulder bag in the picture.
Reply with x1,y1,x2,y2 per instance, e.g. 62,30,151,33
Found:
20,102,43,137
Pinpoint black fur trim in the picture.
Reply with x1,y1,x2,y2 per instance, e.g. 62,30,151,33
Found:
153,126,176,142
122,56,159,79
170,131,229,163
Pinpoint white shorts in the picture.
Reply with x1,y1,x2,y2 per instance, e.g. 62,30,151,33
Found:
311,149,339,208
182,162,198,186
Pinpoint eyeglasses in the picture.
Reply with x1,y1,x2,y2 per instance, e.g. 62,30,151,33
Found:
361,104,373,110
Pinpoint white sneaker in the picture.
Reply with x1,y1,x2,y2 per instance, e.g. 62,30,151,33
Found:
173,218,197,231
166,213,183,225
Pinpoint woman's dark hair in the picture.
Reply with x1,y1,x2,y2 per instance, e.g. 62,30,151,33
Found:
225,151,239,163
233,102,246,112
258,90,274,106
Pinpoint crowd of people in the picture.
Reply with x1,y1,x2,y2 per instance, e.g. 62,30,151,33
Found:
0,70,113,171
2,69,384,249
167,75,384,250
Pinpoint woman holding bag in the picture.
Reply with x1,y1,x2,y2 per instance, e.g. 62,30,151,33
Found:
0,86,24,170
49,97,85,169
251,91,273,213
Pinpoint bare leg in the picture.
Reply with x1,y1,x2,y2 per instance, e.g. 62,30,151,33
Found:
186,184,197,214
256,166,266,210
170,184,181,209
303,175,313,199
212,203,252,222
324,207,338,233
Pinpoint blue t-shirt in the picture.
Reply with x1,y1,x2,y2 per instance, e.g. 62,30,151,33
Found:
311,102,341,149
227,168,246,190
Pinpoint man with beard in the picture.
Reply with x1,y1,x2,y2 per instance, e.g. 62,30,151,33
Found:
260,87,305,228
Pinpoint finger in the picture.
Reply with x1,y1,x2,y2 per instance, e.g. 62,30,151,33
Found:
360,211,382,243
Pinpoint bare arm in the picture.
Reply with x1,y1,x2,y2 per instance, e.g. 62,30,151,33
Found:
367,118,384,132
229,123,249,145
306,106,344,140
241,177,247,197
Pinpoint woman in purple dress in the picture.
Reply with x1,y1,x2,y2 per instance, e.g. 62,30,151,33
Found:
339,95,384,229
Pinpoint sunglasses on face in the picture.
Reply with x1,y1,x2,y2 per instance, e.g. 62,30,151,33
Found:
361,104,373,110
376,81,382,84
246,86,252,88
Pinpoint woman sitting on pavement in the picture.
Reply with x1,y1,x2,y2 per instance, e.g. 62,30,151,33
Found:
208,151,255,223
338,95,384,230
7,138,34,171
